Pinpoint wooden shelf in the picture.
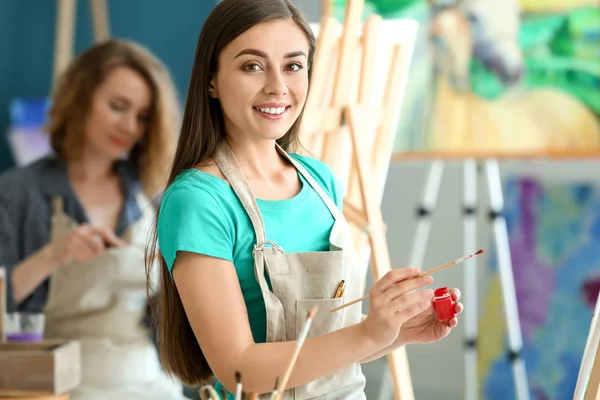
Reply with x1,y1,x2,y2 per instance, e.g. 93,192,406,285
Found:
0,390,69,400
392,149,600,161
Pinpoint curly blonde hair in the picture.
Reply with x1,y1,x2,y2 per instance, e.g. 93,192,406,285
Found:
46,39,180,197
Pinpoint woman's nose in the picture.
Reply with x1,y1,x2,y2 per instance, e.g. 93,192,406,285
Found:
121,112,140,134
264,70,288,96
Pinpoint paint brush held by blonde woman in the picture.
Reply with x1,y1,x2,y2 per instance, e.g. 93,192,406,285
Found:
330,249,484,313
274,307,318,400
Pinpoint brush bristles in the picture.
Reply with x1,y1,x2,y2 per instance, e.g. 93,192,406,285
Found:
475,249,484,255
307,306,318,319
235,371,242,383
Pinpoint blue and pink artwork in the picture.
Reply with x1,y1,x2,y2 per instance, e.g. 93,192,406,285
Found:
478,176,600,399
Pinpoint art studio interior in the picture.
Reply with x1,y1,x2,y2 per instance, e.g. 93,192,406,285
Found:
1,0,599,399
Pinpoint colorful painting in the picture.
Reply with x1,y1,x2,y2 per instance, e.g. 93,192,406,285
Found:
470,3,600,115
328,0,600,154
478,176,600,399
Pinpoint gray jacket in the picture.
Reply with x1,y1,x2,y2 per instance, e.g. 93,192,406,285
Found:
0,155,148,312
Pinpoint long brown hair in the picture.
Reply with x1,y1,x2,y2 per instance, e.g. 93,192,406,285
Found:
145,0,316,386
47,39,180,197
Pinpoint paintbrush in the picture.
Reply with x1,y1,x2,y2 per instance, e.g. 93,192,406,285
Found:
330,249,484,313
274,307,318,400
199,385,220,400
220,387,228,400
234,371,243,400
269,377,280,400
247,393,258,400
419,249,484,277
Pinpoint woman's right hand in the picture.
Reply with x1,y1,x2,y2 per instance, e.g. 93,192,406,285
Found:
360,268,434,348
48,224,126,266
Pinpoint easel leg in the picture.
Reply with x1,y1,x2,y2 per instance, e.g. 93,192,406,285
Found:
462,159,478,400
53,0,77,87
584,340,600,400
575,289,600,399
410,160,445,267
345,106,415,400
377,160,445,400
90,0,110,42
484,159,530,400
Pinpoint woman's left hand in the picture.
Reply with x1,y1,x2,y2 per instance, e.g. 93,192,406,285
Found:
399,288,463,344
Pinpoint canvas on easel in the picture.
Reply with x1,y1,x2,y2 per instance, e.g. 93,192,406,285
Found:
394,2,600,399
302,0,418,398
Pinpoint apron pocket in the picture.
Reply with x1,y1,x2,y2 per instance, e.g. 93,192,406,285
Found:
295,298,344,339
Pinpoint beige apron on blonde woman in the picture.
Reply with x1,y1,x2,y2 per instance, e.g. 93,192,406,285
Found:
213,142,367,400
43,193,185,400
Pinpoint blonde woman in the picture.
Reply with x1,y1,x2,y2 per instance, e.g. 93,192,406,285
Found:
0,39,186,400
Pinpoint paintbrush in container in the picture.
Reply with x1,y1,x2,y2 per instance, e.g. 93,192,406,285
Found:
330,249,484,313
269,377,280,400
234,371,243,400
199,385,220,400
274,307,318,400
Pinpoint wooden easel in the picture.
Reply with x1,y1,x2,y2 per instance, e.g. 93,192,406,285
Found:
53,0,110,85
301,1,418,399
392,1,599,398
574,290,600,399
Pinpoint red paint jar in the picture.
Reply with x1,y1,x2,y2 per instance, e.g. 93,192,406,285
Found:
433,287,456,321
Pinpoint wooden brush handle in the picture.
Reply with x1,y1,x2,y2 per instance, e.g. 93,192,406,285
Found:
330,294,368,313
418,260,455,277
330,251,481,313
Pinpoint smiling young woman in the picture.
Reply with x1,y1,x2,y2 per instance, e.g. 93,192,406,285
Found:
148,1,463,399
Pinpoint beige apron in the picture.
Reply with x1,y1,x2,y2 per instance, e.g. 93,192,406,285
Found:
213,142,367,400
43,193,185,400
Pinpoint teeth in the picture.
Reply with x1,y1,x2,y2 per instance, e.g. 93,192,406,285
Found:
257,107,286,115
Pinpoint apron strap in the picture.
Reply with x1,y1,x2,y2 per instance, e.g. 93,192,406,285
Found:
213,141,267,244
275,144,342,221
50,195,77,241
212,141,343,245
52,196,64,216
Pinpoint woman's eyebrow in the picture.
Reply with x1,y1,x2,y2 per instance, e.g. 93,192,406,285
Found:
234,49,307,59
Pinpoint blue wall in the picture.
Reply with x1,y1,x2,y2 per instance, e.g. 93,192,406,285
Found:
0,0,216,172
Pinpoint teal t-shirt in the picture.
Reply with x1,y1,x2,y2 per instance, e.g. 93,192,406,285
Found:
157,153,344,344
